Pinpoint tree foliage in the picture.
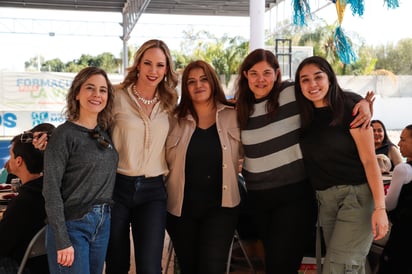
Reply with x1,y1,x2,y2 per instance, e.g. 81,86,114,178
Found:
25,51,122,73
374,39,412,74
171,30,249,85
24,25,412,77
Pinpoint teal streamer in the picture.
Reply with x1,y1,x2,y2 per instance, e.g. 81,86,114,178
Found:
347,0,364,16
384,0,399,9
334,26,358,64
292,0,312,26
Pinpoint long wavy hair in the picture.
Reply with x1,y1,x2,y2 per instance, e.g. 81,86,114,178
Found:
65,66,114,130
294,56,345,130
175,60,229,124
234,49,283,129
118,39,178,113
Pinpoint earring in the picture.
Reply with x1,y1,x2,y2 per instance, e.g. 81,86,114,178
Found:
136,71,139,78
164,75,167,82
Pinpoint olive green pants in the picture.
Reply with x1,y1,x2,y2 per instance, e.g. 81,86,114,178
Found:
317,183,374,274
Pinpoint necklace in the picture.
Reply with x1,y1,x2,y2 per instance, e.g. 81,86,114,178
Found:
132,85,159,105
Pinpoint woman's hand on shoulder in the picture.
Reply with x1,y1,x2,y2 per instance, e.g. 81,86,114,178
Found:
32,131,49,150
350,100,372,129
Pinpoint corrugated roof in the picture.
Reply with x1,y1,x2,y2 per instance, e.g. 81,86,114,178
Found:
0,0,278,16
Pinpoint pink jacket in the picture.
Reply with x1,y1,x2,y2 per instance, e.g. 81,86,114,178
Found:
165,103,242,216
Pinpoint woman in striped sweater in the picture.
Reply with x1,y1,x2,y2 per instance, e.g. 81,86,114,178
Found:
234,49,371,274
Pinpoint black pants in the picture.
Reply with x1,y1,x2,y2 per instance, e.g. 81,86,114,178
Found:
248,180,317,274
106,174,167,274
166,205,240,274
378,221,412,274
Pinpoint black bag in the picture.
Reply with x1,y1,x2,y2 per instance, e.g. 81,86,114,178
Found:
236,174,259,240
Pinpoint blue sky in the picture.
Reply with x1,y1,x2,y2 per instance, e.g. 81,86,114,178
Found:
0,0,411,71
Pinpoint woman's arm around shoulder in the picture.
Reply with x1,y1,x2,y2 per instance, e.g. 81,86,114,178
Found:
345,91,373,129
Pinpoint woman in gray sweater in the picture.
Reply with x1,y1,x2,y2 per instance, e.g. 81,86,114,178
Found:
43,67,118,274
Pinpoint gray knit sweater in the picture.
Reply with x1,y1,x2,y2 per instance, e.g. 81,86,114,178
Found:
43,121,118,250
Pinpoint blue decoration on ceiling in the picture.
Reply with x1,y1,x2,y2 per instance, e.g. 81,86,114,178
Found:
334,26,358,64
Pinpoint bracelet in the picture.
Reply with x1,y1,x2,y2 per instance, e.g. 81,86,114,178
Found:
374,206,386,211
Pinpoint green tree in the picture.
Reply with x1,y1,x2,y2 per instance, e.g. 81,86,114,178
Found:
41,58,65,72
375,39,412,74
172,30,248,86
95,52,121,73
24,55,45,71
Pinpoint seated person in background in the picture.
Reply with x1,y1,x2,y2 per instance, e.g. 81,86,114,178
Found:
372,120,403,171
0,123,55,274
379,124,412,274
3,123,54,185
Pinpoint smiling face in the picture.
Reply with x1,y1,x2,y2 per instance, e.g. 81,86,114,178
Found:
298,63,330,108
372,122,385,148
244,61,277,99
136,47,167,90
75,74,108,118
187,67,213,105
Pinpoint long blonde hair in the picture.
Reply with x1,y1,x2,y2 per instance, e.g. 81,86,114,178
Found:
119,39,178,113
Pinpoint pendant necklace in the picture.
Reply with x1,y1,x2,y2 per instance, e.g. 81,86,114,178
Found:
132,85,158,105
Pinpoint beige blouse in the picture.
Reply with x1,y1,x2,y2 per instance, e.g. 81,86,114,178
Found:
111,86,169,177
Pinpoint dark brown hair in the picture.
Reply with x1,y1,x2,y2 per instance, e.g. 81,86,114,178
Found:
176,60,228,124
11,134,45,174
294,56,345,130
234,49,282,129
371,120,396,146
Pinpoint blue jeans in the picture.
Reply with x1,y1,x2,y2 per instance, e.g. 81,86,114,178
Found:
46,204,111,274
105,174,167,274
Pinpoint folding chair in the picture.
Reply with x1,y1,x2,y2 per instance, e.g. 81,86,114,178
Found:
226,230,256,274
17,225,47,274
163,238,174,274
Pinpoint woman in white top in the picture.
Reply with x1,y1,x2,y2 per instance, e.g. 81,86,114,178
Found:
105,39,178,274
380,124,412,273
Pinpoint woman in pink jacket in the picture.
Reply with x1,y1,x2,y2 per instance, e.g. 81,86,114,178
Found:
165,60,243,274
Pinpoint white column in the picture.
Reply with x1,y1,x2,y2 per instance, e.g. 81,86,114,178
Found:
249,0,266,51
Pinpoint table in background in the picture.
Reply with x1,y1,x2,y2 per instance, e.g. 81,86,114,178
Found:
0,189,14,220
382,172,392,195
